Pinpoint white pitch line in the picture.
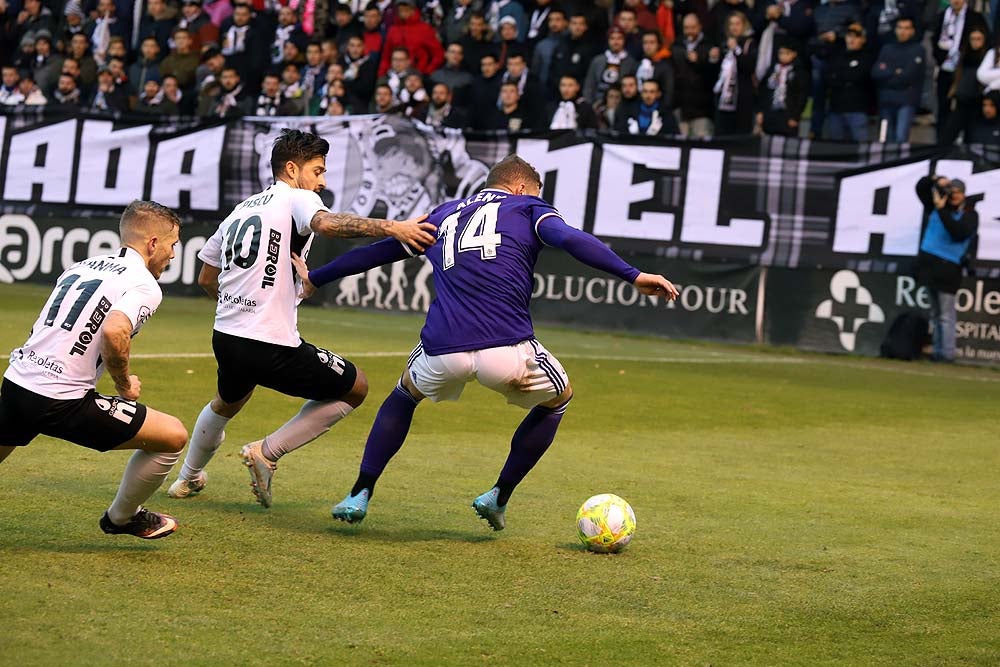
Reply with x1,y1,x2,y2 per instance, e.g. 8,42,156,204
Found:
129,351,1000,381
132,350,793,363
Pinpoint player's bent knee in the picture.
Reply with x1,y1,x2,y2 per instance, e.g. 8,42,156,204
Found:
342,370,368,408
541,384,573,409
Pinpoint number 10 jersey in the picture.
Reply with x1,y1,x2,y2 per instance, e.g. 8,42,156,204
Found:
198,181,328,348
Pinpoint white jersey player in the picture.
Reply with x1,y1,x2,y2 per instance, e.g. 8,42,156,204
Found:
1,201,189,540
167,128,436,508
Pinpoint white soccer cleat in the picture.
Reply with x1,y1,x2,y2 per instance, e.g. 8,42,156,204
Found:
240,440,277,508
167,472,208,499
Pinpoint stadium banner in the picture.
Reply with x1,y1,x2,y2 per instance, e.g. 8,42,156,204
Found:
1,112,998,273
0,211,217,296
765,267,1000,363
308,244,761,343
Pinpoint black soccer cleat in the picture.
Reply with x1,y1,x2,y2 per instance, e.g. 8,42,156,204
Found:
100,507,178,540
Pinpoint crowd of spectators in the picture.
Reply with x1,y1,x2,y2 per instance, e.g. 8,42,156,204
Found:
1,0,998,142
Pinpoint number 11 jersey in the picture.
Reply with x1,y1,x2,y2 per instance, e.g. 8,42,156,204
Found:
4,247,162,400
199,181,328,348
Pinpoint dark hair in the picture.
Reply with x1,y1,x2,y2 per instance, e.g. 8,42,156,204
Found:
641,29,662,45
486,155,541,189
549,7,566,18
895,16,914,28
270,128,329,178
641,78,661,90
392,46,410,57
221,65,240,75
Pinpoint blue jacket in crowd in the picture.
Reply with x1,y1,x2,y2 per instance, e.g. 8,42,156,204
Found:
871,38,926,107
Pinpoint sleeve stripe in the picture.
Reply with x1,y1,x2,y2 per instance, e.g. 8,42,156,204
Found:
398,239,419,257
534,212,564,246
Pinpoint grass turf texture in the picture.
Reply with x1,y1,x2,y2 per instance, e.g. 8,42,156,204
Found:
1,283,998,666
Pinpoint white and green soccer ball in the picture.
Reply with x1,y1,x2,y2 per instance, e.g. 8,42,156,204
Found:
576,494,636,554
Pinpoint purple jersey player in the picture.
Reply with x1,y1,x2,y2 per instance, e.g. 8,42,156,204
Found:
293,155,678,531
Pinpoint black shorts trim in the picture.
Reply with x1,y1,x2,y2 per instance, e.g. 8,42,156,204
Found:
0,378,148,452
212,330,359,404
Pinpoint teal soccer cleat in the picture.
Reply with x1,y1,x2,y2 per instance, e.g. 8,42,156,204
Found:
472,487,506,531
331,489,370,524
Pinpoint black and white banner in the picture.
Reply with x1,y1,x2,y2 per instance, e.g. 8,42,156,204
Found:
1,112,998,271
2,112,998,363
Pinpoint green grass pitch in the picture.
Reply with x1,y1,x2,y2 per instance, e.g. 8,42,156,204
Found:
1,283,998,666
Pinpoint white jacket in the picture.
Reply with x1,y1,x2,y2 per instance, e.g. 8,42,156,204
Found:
978,49,1000,93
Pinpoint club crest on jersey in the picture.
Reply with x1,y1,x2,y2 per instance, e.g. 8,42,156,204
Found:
136,305,153,328
94,394,138,425
262,229,282,289
315,347,346,375
70,296,112,356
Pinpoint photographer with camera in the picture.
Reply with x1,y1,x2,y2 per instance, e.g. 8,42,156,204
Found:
915,174,979,362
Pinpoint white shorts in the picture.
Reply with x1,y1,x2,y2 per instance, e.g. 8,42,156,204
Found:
406,338,569,409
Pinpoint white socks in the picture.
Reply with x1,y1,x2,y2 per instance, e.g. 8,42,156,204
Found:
107,449,181,525
262,400,353,462
178,402,230,481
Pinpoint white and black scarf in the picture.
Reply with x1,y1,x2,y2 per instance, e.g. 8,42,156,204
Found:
217,83,244,115
223,25,249,55
527,6,549,40
714,43,741,111
767,62,791,110
938,5,966,72
550,99,578,129
272,24,295,64
256,92,280,115
637,57,655,84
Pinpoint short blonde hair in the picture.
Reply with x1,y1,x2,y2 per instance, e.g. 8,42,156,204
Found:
119,200,180,246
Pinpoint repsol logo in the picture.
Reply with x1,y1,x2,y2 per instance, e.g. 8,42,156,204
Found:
0,214,206,286
531,273,750,314
262,229,281,289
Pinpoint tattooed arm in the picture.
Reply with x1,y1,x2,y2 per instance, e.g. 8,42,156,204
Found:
310,211,437,252
102,311,141,400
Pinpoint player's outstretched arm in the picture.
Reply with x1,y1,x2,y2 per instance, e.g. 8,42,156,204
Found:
537,216,679,301
102,311,142,400
310,211,437,252
292,239,416,299
633,272,680,299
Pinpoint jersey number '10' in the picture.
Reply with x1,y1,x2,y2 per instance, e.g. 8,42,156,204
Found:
222,215,263,271
438,202,502,270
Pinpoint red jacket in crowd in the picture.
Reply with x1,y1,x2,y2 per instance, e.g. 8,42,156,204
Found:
378,12,444,76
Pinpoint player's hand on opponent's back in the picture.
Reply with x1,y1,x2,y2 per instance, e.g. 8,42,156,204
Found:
390,214,437,252
116,374,142,401
290,253,316,300
634,273,680,300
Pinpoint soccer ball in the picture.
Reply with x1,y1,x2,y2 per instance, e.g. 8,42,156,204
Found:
576,494,636,553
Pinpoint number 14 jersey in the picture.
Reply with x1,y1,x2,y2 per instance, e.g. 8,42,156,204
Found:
199,181,328,348
421,189,562,356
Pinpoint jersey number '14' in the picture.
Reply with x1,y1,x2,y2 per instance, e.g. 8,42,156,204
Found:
438,202,502,270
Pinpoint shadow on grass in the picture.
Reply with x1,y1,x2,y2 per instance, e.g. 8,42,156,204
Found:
172,498,499,543
2,538,161,554
321,525,498,544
